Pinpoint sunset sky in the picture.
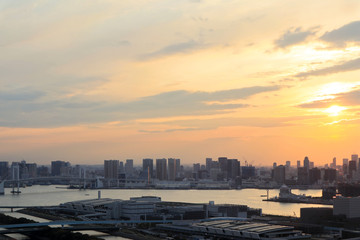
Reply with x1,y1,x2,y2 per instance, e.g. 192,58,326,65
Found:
1,0,360,166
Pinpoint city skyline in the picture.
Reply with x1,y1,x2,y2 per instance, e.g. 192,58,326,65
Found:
1,1,360,165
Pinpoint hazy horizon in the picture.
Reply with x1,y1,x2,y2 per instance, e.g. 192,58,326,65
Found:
1,1,360,165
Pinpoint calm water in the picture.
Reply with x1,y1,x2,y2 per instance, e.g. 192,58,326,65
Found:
0,185,330,217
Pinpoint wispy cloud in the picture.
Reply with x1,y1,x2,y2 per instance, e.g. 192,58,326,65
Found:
274,27,317,48
139,40,205,60
320,20,360,47
297,88,360,109
0,85,281,128
295,57,360,78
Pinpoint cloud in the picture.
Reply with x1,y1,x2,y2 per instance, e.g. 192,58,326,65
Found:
0,85,281,128
139,40,205,60
0,89,45,101
320,20,360,47
274,27,316,48
297,88,360,109
140,115,320,132
295,57,360,78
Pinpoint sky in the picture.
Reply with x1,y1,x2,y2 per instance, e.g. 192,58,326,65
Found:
1,0,360,166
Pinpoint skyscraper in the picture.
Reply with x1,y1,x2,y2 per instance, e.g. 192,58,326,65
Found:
125,159,134,177
156,158,167,180
206,158,213,172
104,160,119,179
303,156,310,170
143,158,154,178
168,158,176,181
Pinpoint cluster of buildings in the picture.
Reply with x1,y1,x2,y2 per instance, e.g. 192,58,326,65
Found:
0,160,92,181
272,154,360,187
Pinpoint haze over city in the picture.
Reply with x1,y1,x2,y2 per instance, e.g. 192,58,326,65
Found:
1,1,360,165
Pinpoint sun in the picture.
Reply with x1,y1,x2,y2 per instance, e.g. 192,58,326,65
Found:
324,105,347,116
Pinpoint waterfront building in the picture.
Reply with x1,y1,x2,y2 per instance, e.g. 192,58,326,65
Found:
241,166,256,179
227,159,240,180
51,160,71,176
142,158,154,179
0,161,8,179
104,160,119,179
323,168,337,182
125,159,134,177
309,168,321,185
218,157,228,178
193,163,200,173
273,165,286,184
206,158,213,172
156,158,167,180
37,165,49,177
297,167,309,185
168,158,176,181
175,158,180,177
26,163,37,178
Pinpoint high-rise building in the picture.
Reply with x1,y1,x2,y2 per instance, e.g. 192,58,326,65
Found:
297,167,309,185
227,159,240,180
156,158,167,181
309,162,314,169
206,158,213,172
323,168,337,182
125,159,134,177
26,163,37,178
297,160,301,168
51,160,70,176
175,159,180,177
303,156,310,170
104,160,119,179
168,158,176,181
273,165,286,184
286,161,291,168
273,162,277,169
309,168,321,185
0,162,8,179
143,158,154,178
349,160,357,179
193,163,200,173
218,157,228,178
332,157,336,169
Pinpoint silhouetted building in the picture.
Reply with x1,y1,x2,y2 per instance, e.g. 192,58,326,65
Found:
309,168,321,185
323,168,337,182
206,158,213,172
0,162,8,179
298,167,309,185
37,166,49,177
125,159,134,177
143,158,154,178
156,158,167,180
349,160,357,179
303,156,310,170
273,165,286,184
227,159,240,180
168,158,176,181
51,160,70,176
241,166,255,179
104,160,119,179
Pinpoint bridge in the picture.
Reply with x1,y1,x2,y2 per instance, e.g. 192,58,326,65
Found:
0,176,151,195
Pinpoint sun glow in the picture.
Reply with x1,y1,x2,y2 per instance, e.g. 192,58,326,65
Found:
324,105,347,116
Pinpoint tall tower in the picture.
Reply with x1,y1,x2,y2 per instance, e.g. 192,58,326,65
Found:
104,160,119,179
156,158,167,180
